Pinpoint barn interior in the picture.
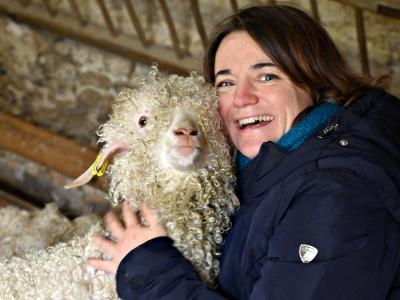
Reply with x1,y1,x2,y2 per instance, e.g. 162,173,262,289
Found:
0,0,399,218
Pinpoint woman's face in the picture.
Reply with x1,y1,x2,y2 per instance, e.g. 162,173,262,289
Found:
215,31,313,158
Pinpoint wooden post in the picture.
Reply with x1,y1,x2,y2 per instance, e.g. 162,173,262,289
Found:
310,0,320,23
354,8,370,75
42,0,57,17
158,0,184,59
123,0,149,46
96,0,118,36
229,0,239,13
68,0,87,26
189,0,208,49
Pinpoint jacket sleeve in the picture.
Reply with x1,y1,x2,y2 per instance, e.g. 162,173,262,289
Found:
116,237,228,299
249,167,400,300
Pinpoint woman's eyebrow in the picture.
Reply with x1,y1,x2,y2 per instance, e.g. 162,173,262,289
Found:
215,62,275,78
251,62,275,70
215,69,231,78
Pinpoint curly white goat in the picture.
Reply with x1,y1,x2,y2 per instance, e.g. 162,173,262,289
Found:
0,68,238,299
67,67,239,283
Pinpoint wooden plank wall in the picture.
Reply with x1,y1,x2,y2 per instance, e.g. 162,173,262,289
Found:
0,112,106,191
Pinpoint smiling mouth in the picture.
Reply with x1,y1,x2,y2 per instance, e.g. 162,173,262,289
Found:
238,115,274,129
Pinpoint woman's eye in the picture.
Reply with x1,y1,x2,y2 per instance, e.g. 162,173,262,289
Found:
259,74,277,82
138,116,147,127
216,81,234,88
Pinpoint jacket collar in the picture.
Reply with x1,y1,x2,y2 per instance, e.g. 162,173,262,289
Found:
238,87,400,207
237,105,341,204
237,134,333,205
236,103,340,171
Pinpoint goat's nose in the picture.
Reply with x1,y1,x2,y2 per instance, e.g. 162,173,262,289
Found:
174,127,198,136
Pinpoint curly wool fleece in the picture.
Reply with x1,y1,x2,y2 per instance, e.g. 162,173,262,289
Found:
0,204,116,300
97,67,239,284
0,204,101,259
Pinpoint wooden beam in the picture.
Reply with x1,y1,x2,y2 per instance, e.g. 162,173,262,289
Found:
332,0,400,14
158,0,184,59
0,0,200,75
189,0,208,49
0,189,38,210
377,4,400,19
123,0,149,47
0,112,106,190
18,0,31,7
332,0,372,11
354,8,370,75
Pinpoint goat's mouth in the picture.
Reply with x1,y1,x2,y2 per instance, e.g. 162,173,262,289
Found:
173,146,200,157
164,145,206,172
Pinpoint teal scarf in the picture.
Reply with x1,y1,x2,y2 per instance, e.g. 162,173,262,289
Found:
237,102,340,170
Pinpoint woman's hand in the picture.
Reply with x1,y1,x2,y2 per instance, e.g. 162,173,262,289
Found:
87,202,167,274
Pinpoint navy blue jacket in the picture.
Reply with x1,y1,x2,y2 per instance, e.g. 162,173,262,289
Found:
116,88,400,299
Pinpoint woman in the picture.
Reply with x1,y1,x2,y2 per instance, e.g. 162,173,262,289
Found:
89,5,400,299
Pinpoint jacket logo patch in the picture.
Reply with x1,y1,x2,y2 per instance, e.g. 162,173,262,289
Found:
299,244,318,263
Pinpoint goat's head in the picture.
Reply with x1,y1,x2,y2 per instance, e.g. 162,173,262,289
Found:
65,68,226,195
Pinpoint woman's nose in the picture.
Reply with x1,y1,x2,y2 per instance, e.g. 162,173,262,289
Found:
233,80,258,107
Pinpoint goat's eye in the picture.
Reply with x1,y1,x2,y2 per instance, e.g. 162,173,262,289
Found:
138,116,147,127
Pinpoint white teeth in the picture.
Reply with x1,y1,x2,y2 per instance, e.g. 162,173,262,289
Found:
239,115,274,127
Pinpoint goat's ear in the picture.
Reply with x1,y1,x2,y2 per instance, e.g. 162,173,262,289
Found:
64,140,128,189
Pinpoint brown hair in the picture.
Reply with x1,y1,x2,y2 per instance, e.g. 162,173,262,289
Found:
203,5,388,106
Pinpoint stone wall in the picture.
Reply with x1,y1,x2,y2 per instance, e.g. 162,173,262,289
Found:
0,15,150,147
1,0,399,146
319,0,400,92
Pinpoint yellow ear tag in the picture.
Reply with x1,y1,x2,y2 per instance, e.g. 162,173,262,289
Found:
90,154,109,177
